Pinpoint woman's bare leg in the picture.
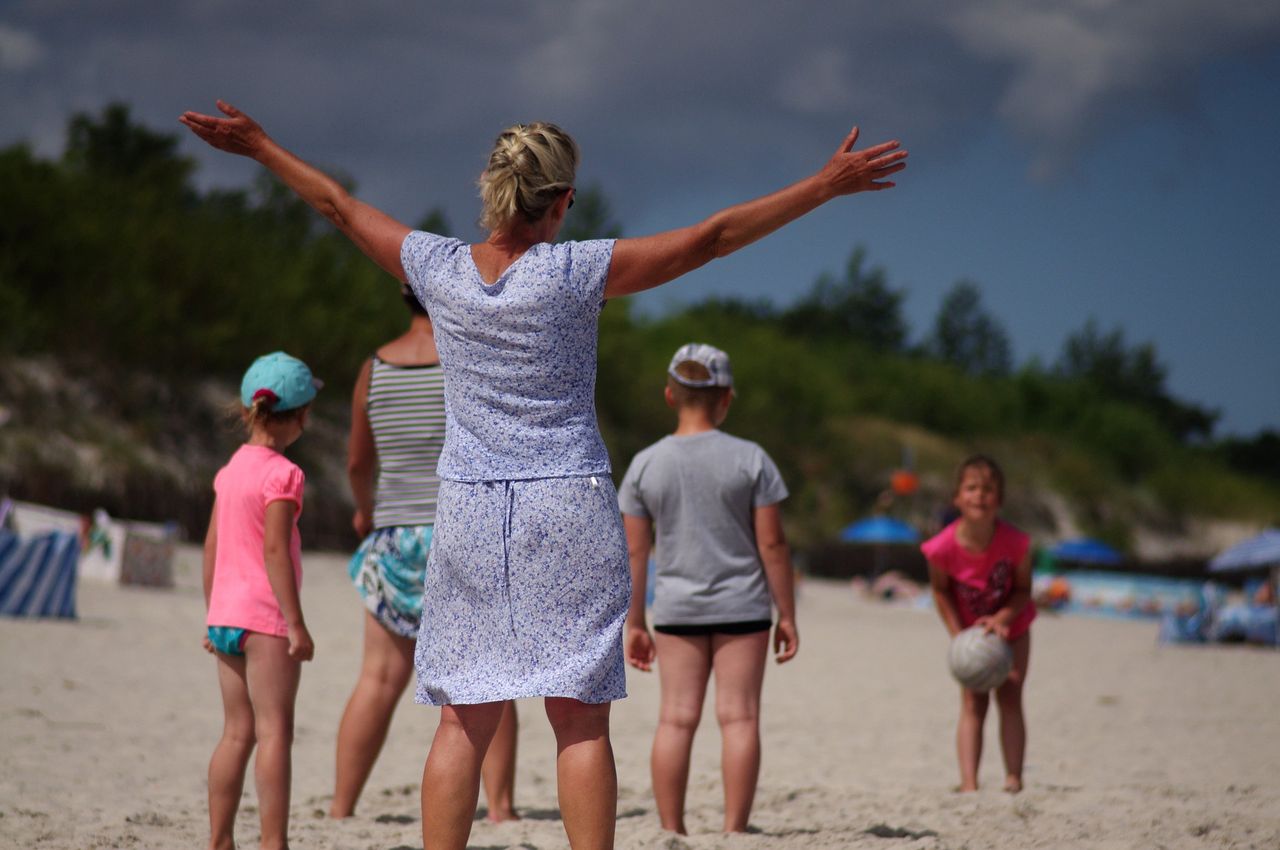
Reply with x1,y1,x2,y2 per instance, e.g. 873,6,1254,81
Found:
545,697,616,850
650,633,713,835
421,701,505,850
710,631,769,832
996,632,1031,793
208,652,255,850
243,634,302,850
330,612,415,817
481,700,520,821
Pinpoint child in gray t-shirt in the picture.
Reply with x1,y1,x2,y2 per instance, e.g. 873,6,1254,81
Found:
618,342,799,836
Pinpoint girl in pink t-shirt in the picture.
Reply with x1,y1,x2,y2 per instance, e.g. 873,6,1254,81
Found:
921,454,1034,794
202,351,319,850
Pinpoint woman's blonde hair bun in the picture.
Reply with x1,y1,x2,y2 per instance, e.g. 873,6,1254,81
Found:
478,122,579,232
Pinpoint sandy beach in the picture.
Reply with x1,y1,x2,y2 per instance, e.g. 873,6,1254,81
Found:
3,545,1279,850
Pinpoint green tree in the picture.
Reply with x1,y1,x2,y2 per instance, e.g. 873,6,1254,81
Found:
1217,429,1280,483
416,207,453,236
781,247,907,352
559,182,623,242
64,102,194,192
1055,319,1217,441
925,280,1012,376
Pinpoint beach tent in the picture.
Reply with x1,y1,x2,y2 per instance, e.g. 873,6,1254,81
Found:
10,501,174,586
1049,538,1124,565
839,516,920,544
0,528,78,619
1209,529,1280,573
1208,529,1280,646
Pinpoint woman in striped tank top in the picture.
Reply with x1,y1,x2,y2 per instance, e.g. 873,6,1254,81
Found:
330,286,520,821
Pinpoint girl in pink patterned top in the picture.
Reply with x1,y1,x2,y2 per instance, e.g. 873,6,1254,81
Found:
921,454,1034,794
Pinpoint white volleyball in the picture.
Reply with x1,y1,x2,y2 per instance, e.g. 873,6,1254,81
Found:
947,626,1013,691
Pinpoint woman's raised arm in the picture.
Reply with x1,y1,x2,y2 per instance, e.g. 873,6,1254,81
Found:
604,126,906,298
180,100,411,281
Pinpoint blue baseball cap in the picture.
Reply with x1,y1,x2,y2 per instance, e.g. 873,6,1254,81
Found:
668,342,733,389
240,351,322,411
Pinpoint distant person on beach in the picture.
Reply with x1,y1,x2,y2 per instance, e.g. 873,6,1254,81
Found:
202,351,320,850
619,343,798,834
330,286,518,821
850,569,923,602
921,454,1034,793
181,99,904,850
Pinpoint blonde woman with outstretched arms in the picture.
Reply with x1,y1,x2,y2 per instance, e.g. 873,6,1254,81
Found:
181,100,905,850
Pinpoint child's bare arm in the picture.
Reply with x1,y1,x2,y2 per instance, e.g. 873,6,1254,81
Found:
263,499,314,661
754,504,799,663
201,501,218,653
202,500,218,608
928,560,964,636
986,551,1033,637
623,514,656,672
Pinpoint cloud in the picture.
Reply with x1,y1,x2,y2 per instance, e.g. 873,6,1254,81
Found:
0,23,45,70
942,0,1280,177
1,1,1278,193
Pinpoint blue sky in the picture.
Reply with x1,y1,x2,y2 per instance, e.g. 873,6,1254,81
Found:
2,1,1277,435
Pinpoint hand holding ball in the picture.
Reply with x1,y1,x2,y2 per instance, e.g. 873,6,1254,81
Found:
947,626,1013,691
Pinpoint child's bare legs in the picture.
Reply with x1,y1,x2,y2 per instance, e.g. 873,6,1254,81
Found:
244,634,302,850
481,700,520,822
330,612,415,818
209,653,255,850
711,631,768,832
957,686,990,792
651,633,713,834
995,632,1031,793
545,697,616,850
420,701,504,850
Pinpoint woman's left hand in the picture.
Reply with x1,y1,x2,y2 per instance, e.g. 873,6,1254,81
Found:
180,100,269,159
818,126,908,197
352,509,373,538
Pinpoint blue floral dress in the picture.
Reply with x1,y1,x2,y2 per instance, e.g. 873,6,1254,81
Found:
400,232,629,706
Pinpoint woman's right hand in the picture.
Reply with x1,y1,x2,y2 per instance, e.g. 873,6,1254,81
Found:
179,100,269,159
818,127,908,197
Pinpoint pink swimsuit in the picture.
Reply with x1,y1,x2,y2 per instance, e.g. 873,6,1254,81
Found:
920,519,1035,640
206,444,305,637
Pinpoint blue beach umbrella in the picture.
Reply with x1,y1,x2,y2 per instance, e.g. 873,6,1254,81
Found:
1049,538,1124,565
839,516,920,544
1209,529,1280,572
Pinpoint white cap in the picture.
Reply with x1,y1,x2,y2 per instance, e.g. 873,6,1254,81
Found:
667,342,733,388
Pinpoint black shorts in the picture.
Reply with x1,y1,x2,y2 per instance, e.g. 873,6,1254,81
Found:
653,619,772,637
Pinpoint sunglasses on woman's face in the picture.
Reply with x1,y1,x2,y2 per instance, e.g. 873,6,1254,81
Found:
568,188,575,210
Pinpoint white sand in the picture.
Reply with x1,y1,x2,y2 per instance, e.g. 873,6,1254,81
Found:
3,545,1279,849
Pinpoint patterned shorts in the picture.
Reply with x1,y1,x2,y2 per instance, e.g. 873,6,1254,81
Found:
348,525,433,639
414,476,630,706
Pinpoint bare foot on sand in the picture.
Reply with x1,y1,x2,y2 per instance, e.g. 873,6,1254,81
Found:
1004,776,1023,794
486,807,521,823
